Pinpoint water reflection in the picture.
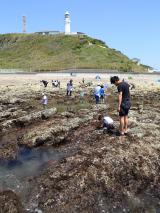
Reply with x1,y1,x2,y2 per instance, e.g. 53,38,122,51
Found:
55,101,91,113
0,146,72,191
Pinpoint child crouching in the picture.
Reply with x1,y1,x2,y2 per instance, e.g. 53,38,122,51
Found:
98,115,114,134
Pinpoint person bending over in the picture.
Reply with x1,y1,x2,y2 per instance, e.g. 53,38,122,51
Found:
98,115,114,134
40,80,48,88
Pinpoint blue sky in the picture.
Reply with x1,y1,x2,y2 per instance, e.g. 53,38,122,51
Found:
0,0,160,69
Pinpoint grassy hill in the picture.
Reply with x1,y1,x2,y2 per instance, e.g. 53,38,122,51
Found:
0,33,148,72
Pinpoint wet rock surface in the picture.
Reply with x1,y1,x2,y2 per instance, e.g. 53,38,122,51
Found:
0,76,160,213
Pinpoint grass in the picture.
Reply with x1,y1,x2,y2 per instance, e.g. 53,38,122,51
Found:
0,33,148,72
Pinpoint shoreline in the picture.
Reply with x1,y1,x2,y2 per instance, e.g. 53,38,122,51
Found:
0,68,160,75
0,72,159,90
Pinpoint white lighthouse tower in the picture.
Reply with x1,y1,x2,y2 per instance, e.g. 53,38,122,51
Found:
65,11,71,35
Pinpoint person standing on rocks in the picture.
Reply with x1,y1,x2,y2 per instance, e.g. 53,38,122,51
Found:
42,93,48,109
110,76,131,136
66,80,73,96
100,85,105,103
94,84,101,104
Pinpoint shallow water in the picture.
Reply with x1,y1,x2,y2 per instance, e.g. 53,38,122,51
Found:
0,146,73,192
55,101,91,113
31,97,92,113
0,97,92,194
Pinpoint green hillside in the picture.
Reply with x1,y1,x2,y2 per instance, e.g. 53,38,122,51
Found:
0,33,148,72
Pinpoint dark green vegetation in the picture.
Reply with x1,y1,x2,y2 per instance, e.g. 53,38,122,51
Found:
0,33,148,72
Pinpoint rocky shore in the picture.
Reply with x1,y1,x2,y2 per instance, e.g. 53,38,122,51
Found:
0,73,160,213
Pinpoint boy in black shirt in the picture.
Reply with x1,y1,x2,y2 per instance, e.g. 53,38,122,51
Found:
110,76,131,136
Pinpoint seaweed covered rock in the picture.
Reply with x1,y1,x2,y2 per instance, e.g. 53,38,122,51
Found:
0,190,26,213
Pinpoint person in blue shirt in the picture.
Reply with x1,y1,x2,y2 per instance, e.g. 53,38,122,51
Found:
100,85,105,103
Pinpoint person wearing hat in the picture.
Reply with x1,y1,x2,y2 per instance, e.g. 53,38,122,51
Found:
94,83,101,104
110,76,131,136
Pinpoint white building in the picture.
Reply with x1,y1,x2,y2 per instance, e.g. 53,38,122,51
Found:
34,11,85,36
65,11,71,35
35,31,60,35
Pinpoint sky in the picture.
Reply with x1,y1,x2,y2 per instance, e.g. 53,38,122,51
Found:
0,0,160,70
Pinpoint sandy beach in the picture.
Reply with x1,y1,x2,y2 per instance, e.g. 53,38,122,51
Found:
0,72,160,93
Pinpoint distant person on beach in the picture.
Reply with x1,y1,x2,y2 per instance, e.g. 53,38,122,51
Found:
94,84,101,104
104,82,108,90
80,89,86,103
52,80,60,88
66,82,73,96
40,80,48,88
122,79,135,90
58,80,60,88
110,76,131,136
70,79,73,86
52,80,58,87
100,85,105,103
42,93,48,109
130,83,135,90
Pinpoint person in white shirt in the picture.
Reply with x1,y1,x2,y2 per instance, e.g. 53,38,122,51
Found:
103,116,114,128
98,115,114,133
52,80,61,88
94,84,101,104
52,80,58,87
42,93,48,109
66,82,73,96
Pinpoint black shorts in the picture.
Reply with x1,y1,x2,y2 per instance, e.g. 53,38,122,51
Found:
119,101,131,117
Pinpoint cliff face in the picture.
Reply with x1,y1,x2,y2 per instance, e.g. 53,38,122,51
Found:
0,34,147,72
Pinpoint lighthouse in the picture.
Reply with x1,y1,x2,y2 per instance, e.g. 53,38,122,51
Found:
65,11,71,34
